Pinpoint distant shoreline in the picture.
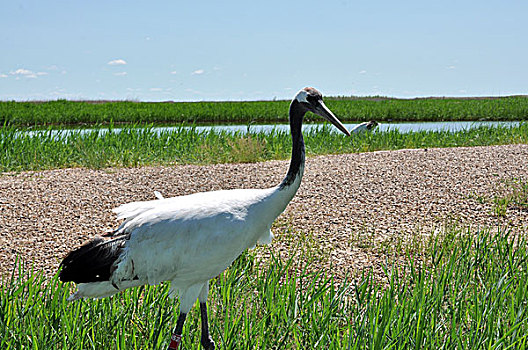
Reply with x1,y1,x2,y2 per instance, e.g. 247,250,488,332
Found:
3,94,528,104
2,95,527,127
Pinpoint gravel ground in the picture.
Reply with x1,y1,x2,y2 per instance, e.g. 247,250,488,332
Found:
1,144,527,280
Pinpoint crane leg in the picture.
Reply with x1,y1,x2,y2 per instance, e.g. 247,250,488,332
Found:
200,302,215,350
167,312,187,350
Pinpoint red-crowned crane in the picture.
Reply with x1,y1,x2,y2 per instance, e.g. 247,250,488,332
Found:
351,120,378,133
58,87,350,350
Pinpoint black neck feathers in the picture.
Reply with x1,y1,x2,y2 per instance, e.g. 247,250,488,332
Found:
279,100,306,189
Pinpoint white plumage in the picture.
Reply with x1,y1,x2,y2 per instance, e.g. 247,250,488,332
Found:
59,87,350,350
351,120,378,133
70,185,297,308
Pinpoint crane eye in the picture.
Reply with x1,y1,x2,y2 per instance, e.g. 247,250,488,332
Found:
306,94,318,105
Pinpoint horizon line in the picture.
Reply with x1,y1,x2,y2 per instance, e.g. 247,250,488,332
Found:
2,94,528,104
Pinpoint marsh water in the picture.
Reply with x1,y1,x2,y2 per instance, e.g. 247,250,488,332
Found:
179,121,521,134
22,121,521,138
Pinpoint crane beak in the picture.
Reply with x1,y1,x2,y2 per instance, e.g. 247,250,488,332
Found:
315,101,351,136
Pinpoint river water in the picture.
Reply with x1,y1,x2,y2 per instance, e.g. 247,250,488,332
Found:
185,121,520,134
22,121,521,138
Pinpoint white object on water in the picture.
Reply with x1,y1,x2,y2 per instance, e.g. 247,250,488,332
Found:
351,120,378,133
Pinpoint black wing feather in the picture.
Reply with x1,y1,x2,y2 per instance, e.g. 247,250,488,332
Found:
59,236,126,283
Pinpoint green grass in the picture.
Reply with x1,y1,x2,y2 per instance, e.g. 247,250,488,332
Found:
2,123,528,172
468,179,528,218
2,96,528,126
476,179,528,218
2,226,527,349
494,179,528,216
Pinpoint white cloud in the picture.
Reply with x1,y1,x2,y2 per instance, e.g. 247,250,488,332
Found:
192,69,204,75
447,65,456,70
108,59,127,66
9,68,47,79
0,74,7,78
149,88,163,92
11,68,33,75
170,70,178,75
359,70,367,74
113,72,128,76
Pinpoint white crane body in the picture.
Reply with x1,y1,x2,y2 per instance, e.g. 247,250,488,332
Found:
59,87,349,350
351,120,378,133
69,176,301,306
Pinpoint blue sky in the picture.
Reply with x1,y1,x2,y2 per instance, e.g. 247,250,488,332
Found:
1,0,527,101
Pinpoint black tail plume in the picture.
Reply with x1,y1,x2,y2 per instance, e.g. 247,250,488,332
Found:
59,236,126,283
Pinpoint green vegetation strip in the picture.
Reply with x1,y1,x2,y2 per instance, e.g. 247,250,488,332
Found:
1,226,527,349
2,96,528,126
1,124,528,172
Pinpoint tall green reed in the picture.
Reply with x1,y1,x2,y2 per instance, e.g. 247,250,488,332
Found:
1,123,527,172
2,96,527,126
1,226,527,349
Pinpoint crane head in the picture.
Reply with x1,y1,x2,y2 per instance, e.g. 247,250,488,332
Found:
294,87,350,136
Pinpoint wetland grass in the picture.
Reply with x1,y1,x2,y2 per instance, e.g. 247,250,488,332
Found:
1,96,528,126
1,123,528,172
2,226,527,349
